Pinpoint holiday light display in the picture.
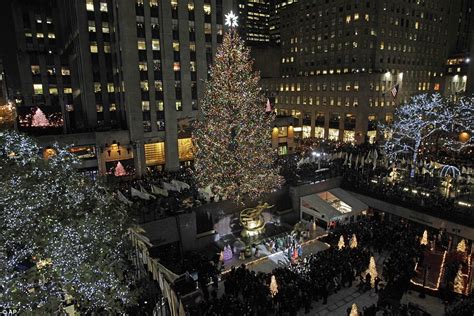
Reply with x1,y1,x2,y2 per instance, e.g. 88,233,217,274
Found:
192,25,282,202
382,94,452,177
338,235,345,250
457,239,467,253
114,161,127,177
420,230,429,246
453,265,465,295
0,131,134,313
350,234,358,249
31,107,50,127
366,256,378,288
350,303,359,316
270,275,278,297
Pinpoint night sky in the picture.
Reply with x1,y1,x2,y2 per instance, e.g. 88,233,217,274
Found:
0,0,19,90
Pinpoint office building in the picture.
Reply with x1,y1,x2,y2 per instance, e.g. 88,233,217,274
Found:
12,0,232,176
261,0,452,148
238,0,271,44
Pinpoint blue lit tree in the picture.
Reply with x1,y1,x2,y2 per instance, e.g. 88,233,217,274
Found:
0,131,135,313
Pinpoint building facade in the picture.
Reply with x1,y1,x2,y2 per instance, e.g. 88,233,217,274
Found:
261,0,454,149
12,0,233,176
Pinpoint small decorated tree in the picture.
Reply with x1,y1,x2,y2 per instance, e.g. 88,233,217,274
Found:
270,275,278,297
114,161,127,177
338,235,345,250
453,265,465,295
31,107,50,127
456,239,467,253
420,230,429,246
366,256,378,288
350,234,358,249
350,303,359,316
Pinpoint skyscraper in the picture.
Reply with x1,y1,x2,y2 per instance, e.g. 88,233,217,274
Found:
261,0,451,147
12,0,232,176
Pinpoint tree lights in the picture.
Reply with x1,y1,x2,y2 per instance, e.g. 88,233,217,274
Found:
192,28,282,203
0,131,134,313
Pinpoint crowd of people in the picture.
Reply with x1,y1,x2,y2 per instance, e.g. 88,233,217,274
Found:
187,218,426,315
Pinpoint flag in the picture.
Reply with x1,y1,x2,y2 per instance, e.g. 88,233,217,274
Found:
265,98,272,113
151,184,168,197
117,190,133,206
131,187,154,200
140,185,156,199
390,84,400,98
171,180,190,191
163,182,179,192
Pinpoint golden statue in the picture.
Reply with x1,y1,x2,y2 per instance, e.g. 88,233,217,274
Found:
240,202,273,237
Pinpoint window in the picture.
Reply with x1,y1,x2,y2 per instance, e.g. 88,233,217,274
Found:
176,100,182,111
96,104,104,112
107,83,114,93
190,61,196,71
142,101,150,111
152,39,160,50
139,62,148,71
49,87,58,95
36,33,44,38
33,84,43,94
173,62,180,71
154,80,163,91
140,81,149,91
48,33,55,39
86,0,94,11
203,4,211,14
173,41,180,51
99,1,108,12
156,100,164,111
102,22,110,33
94,82,101,93
64,87,72,94
137,40,146,50
88,21,96,32
90,42,98,53
104,43,111,53
31,65,40,75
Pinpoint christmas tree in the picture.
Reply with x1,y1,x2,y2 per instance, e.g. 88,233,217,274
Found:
350,234,358,249
192,13,282,203
270,275,278,297
350,303,359,316
114,161,127,177
456,239,467,253
366,256,378,288
338,235,345,250
420,230,428,245
0,131,135,313
453,265,465,295
31,107,50,127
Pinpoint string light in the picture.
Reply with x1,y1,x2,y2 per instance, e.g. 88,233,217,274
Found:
192,29,283,203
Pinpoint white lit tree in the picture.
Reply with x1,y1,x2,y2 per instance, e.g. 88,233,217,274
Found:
350,303,360,316
0,131,135,313
420,230,429,246
338,235,345,250
456,239,467,253
444,96,474,152
453,265,465,295
366,256,378,288
192,14,282,203
382,94,452,177
270,275,278,297
350,234,358,249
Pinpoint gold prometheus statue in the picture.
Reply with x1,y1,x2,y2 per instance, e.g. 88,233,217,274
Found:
240,202,273,237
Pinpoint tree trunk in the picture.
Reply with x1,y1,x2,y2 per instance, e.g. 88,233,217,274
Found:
411,140,421,178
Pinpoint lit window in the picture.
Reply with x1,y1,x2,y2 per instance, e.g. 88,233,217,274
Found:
102,22,110,33
31,65,40,75
61,67,70,76
36,33,44,38
48,33,55,39
25,32,33,37
434,83,440,91
33,84,43,94
110,103,117,111
173,62,180,71
188,1,194,10
104,43,111,53
88,21,96,32
96,104,104,112
64,87,72,94
156,100,164,111
107,83,114,93
94,82,101,93
99,1,108,12
142,101,150,111
203,4,211,15
49,87,58,95
364,14,369,21
379,42,384,50
346,15,351,23
137,40,146,50
140,81,149,91
86,0,94,11
154,80,163,91
190,61,196,72
176,100,182,111
139,62,148,71
90,42,98,53
152,39,160,50
354,13,359,20
150,0,158,7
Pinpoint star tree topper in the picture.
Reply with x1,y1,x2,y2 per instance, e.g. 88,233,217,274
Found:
225,10,238,28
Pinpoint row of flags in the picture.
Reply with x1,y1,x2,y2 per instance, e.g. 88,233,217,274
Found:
116,180,191,204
